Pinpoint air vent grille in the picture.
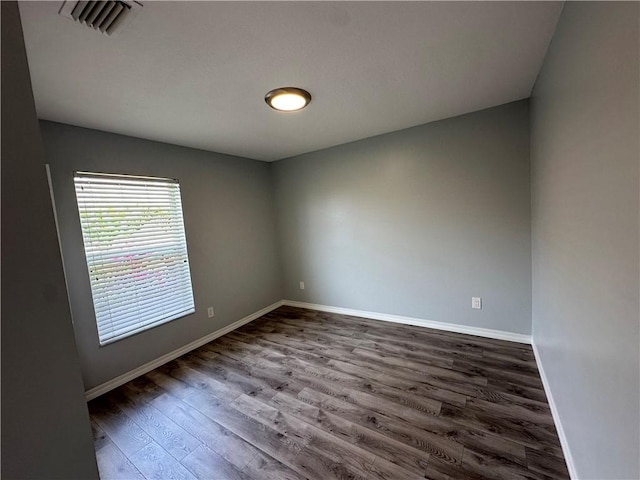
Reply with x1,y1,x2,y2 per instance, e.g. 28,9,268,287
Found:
59,1,142,36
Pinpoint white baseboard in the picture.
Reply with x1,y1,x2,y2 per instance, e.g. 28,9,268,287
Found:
282,300,532,344
84,300,284,401
532,341,578,480
86,299,531,401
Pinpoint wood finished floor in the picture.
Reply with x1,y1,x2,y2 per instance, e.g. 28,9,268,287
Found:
89,306,570,480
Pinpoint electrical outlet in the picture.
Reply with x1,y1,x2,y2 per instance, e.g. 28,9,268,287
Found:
472,297,482,310
207,306,215,318
299,281,305,290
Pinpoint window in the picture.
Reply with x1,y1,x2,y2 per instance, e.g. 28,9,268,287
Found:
74,172,195,345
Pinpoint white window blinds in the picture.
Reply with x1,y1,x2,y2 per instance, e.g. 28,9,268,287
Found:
74,172,195,345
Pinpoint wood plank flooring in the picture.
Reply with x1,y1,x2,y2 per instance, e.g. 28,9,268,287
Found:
89,306,570,479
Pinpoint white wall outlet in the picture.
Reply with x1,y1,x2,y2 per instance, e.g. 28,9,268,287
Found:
299,281,305,290
472,297,482,309
207,306,215,318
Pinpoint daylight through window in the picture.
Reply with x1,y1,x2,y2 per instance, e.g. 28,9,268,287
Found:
74,172,195,345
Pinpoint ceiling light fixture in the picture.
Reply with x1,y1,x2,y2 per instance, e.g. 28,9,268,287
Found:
265,87,311,112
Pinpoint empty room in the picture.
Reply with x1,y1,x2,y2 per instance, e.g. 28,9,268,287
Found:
2,1,638,479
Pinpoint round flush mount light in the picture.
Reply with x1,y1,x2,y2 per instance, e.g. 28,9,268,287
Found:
265,87,312,112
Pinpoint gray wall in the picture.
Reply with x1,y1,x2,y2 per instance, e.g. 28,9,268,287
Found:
41,121,282,390
530,2,639,479
273,100,532,334
1,3,99,478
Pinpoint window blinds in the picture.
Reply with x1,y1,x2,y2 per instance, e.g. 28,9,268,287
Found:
74,172,195,345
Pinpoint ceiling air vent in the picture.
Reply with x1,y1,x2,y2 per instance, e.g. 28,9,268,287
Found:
59,1,142,36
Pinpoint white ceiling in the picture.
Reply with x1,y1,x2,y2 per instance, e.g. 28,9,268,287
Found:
19,1,562,162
